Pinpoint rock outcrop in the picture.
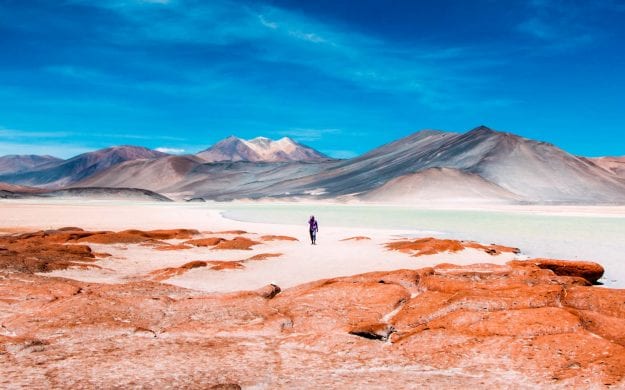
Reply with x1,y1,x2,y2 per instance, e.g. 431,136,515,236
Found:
508,258,605,284
1,247,623,388
386,237,520,257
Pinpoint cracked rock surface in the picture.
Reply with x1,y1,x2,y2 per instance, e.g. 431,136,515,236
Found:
1,230,624,388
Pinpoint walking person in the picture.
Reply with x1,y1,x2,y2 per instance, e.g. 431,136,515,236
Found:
308,215,318,245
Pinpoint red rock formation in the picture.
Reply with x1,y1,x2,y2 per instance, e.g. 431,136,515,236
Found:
386,237,520,256
149,261,209,281
211,230,248,235
508,258,604,284
184,237,225,247
0,231,96,273
149,258,257,281
185,236,261,250
147,255,283,282
464,241,521,255
246,253,282,261
213,237,261,250
340,236,372,241
1,230,624,388
386,237,465,256
208,261,245,270
154,243,193,251
93,252,112,258
260,235,299,241
2,260,623,387
76,229,199,244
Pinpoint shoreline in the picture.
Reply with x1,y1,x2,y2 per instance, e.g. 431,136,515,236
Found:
1,199,624,289
2,199,625,388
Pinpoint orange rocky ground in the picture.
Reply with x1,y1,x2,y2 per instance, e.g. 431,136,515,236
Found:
260,235,299,241
341,236,372,241
148,253,285,281
387,236,521,257
1,228,624,388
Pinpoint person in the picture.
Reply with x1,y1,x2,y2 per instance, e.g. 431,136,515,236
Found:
308,215,318,245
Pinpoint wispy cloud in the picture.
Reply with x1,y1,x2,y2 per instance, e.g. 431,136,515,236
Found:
0,127,70,139
516,0,619,50
275,128,342,142
155,147,185,154
68,0,503,108
258,14,278,30
1,126,185,143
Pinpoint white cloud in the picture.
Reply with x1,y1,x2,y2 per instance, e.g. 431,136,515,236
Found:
69,0,511,108
1,126,185,142
0,127,70,139
258,14,278,29
155,147,185,154
288,30,326,44
516,0,602,50
276,128,341,142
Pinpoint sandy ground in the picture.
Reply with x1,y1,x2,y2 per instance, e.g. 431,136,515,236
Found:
0,200,526,292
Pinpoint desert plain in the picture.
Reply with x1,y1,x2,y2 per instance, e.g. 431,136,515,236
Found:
0,199,624,388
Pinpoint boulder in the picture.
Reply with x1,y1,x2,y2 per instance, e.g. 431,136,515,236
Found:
508,258,604,283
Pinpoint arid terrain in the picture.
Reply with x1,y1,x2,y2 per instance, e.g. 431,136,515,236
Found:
3,127,625,204
4,0,625,386
1,201,624,388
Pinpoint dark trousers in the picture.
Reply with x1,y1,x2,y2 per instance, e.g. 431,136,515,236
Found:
309,229,317,243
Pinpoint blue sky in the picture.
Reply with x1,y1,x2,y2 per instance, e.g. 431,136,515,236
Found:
0,0,624,158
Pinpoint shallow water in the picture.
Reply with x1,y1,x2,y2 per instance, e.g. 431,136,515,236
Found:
222,203,625,287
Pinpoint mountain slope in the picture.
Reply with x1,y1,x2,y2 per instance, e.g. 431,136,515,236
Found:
589,157,625,179
196,136,330,162
360,168,522,203
74,155,204,195
454,127,625,202
283,126,625,203
0,146,167,188
0,154,61,174
5,127,625,204
75,157,336,200
283,130,459,195
1,186,171,201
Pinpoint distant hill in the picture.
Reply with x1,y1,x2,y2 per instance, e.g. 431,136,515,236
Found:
287,126,625,203
588,156,625,179
0,186,172,201
0,146,167,188
196,136,331,163
0,182,43,193
3,127,625,204
0,154,61,174
74,158,334,201
360,167,522,204
75,155,205,196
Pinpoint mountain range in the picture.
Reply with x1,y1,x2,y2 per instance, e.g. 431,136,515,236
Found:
1,128,624,204
0,154,61,174
0,146,167,188
197,136,330,162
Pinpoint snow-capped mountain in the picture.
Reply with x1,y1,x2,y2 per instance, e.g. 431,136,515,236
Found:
196,136,330,163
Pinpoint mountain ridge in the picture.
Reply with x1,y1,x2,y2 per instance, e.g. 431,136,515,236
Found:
0,146,167,188
0,154,62,174
588,156,625,179
1,126,624,204
196,136,331,163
